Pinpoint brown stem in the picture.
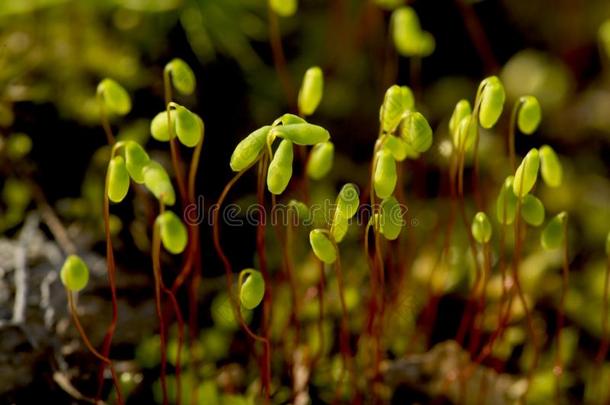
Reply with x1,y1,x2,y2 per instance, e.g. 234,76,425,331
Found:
97,92,116,146
554,219,570,400
164,70,188,203
267,3,294,107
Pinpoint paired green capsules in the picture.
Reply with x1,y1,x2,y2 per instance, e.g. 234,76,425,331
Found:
400,111,433,153
156,211,188,254
60,255,90,292
267,139,294,195
165,58,196,95
272,123,330,145
98,78,131,116
150,110,176,142
174,105,203,147
471,212,492,244
449,100,472,140
298,67,324,116
143,161,176,206
230,126,271,172
380,85,414,133
239,269,265,310
124,141,150,184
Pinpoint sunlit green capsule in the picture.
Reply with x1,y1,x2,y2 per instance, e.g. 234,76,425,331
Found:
517,96,541,135
230,126,271,172
272,123,330,145
165,58,196,95
541,212,568,250
240,270,265,310
307,141,334,180
174,105,203,147
298,66,324,116
150,110,176,142
98,78,131,116
107,156,130,203
478,76,505,129
309,229,337,264
513,148,539,197
401,111,433,153
374,150,397,199
331,212,349,243
455,115,477,152
521,194,545,227
539,145,562,188
449,100,472,139
143,161,176,206
278,113,307,126
6,133,32,160
2,177,31,209
287,199,309,222
60,255,90,292
156,211,188,254
471,212,492,244
496,176,518,225
336,183,360,219
379,196,404,240
267,139,294,195
270,0,297,17
383,135,408,161
125,141,150,184
391,7,434,57
380,85,414,133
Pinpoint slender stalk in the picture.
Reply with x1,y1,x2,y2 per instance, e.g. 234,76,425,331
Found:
97,91,116,145
67,291,123,405
267,1,294,106
311,260,326,368
469,242,491,355
163,70,188,203
554,219,570,400
508,100,522,172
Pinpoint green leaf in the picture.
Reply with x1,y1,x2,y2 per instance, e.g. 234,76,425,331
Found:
521,194,545,227
513,148,540,197
107,156,130,203
156,211,188,254
298,66,324,116
374,149,397,199
230,126,270,172
539,145,562,188
98,78,131,116
143,161,176,206
496,176,518,225
471,212,492,244
267,139,293,195
309,229,337,264
125,141,150,184
541,212,567,250
60,255,90,292
174,105,203,147
379,196,404,240
150,110,176,142
272,123,330,145
240,270,265,310
165,58,196,95
380,85,414,133
518,96,541,135
306,141,334,180
478,76,505,129
401,111,433,153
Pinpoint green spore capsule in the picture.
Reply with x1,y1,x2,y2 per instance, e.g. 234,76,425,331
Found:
156,211,188,254
539,145,562,188
455,115,477,152
278,113,307,126
336,183,360,219
6,133,32,160
230,126,271,172
449,100,472,139
143,161,176,206
331,212,349,243
272,123,330,145
307,141,334,180
517,96,542,135
379,196,404,240
541,212,568,250
383,135,408,161
496,176,518,225
2,178,31,209
174,105,203,147
478,76,505,129
107,156,130,203
267,139,294,195
309,229,337,264
374,150,397,199
401,111,433,153
150,110,176,142
391,7,434,57
125,141,150,184
521,194,545,227
471,212,492,244
288,199,309,222
270,0,297,17
60,255,90,292
240,270,265,310
513,148,540,197
380,85,414,133
298,66,324,116
165,58,196,95
98,78,131,116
